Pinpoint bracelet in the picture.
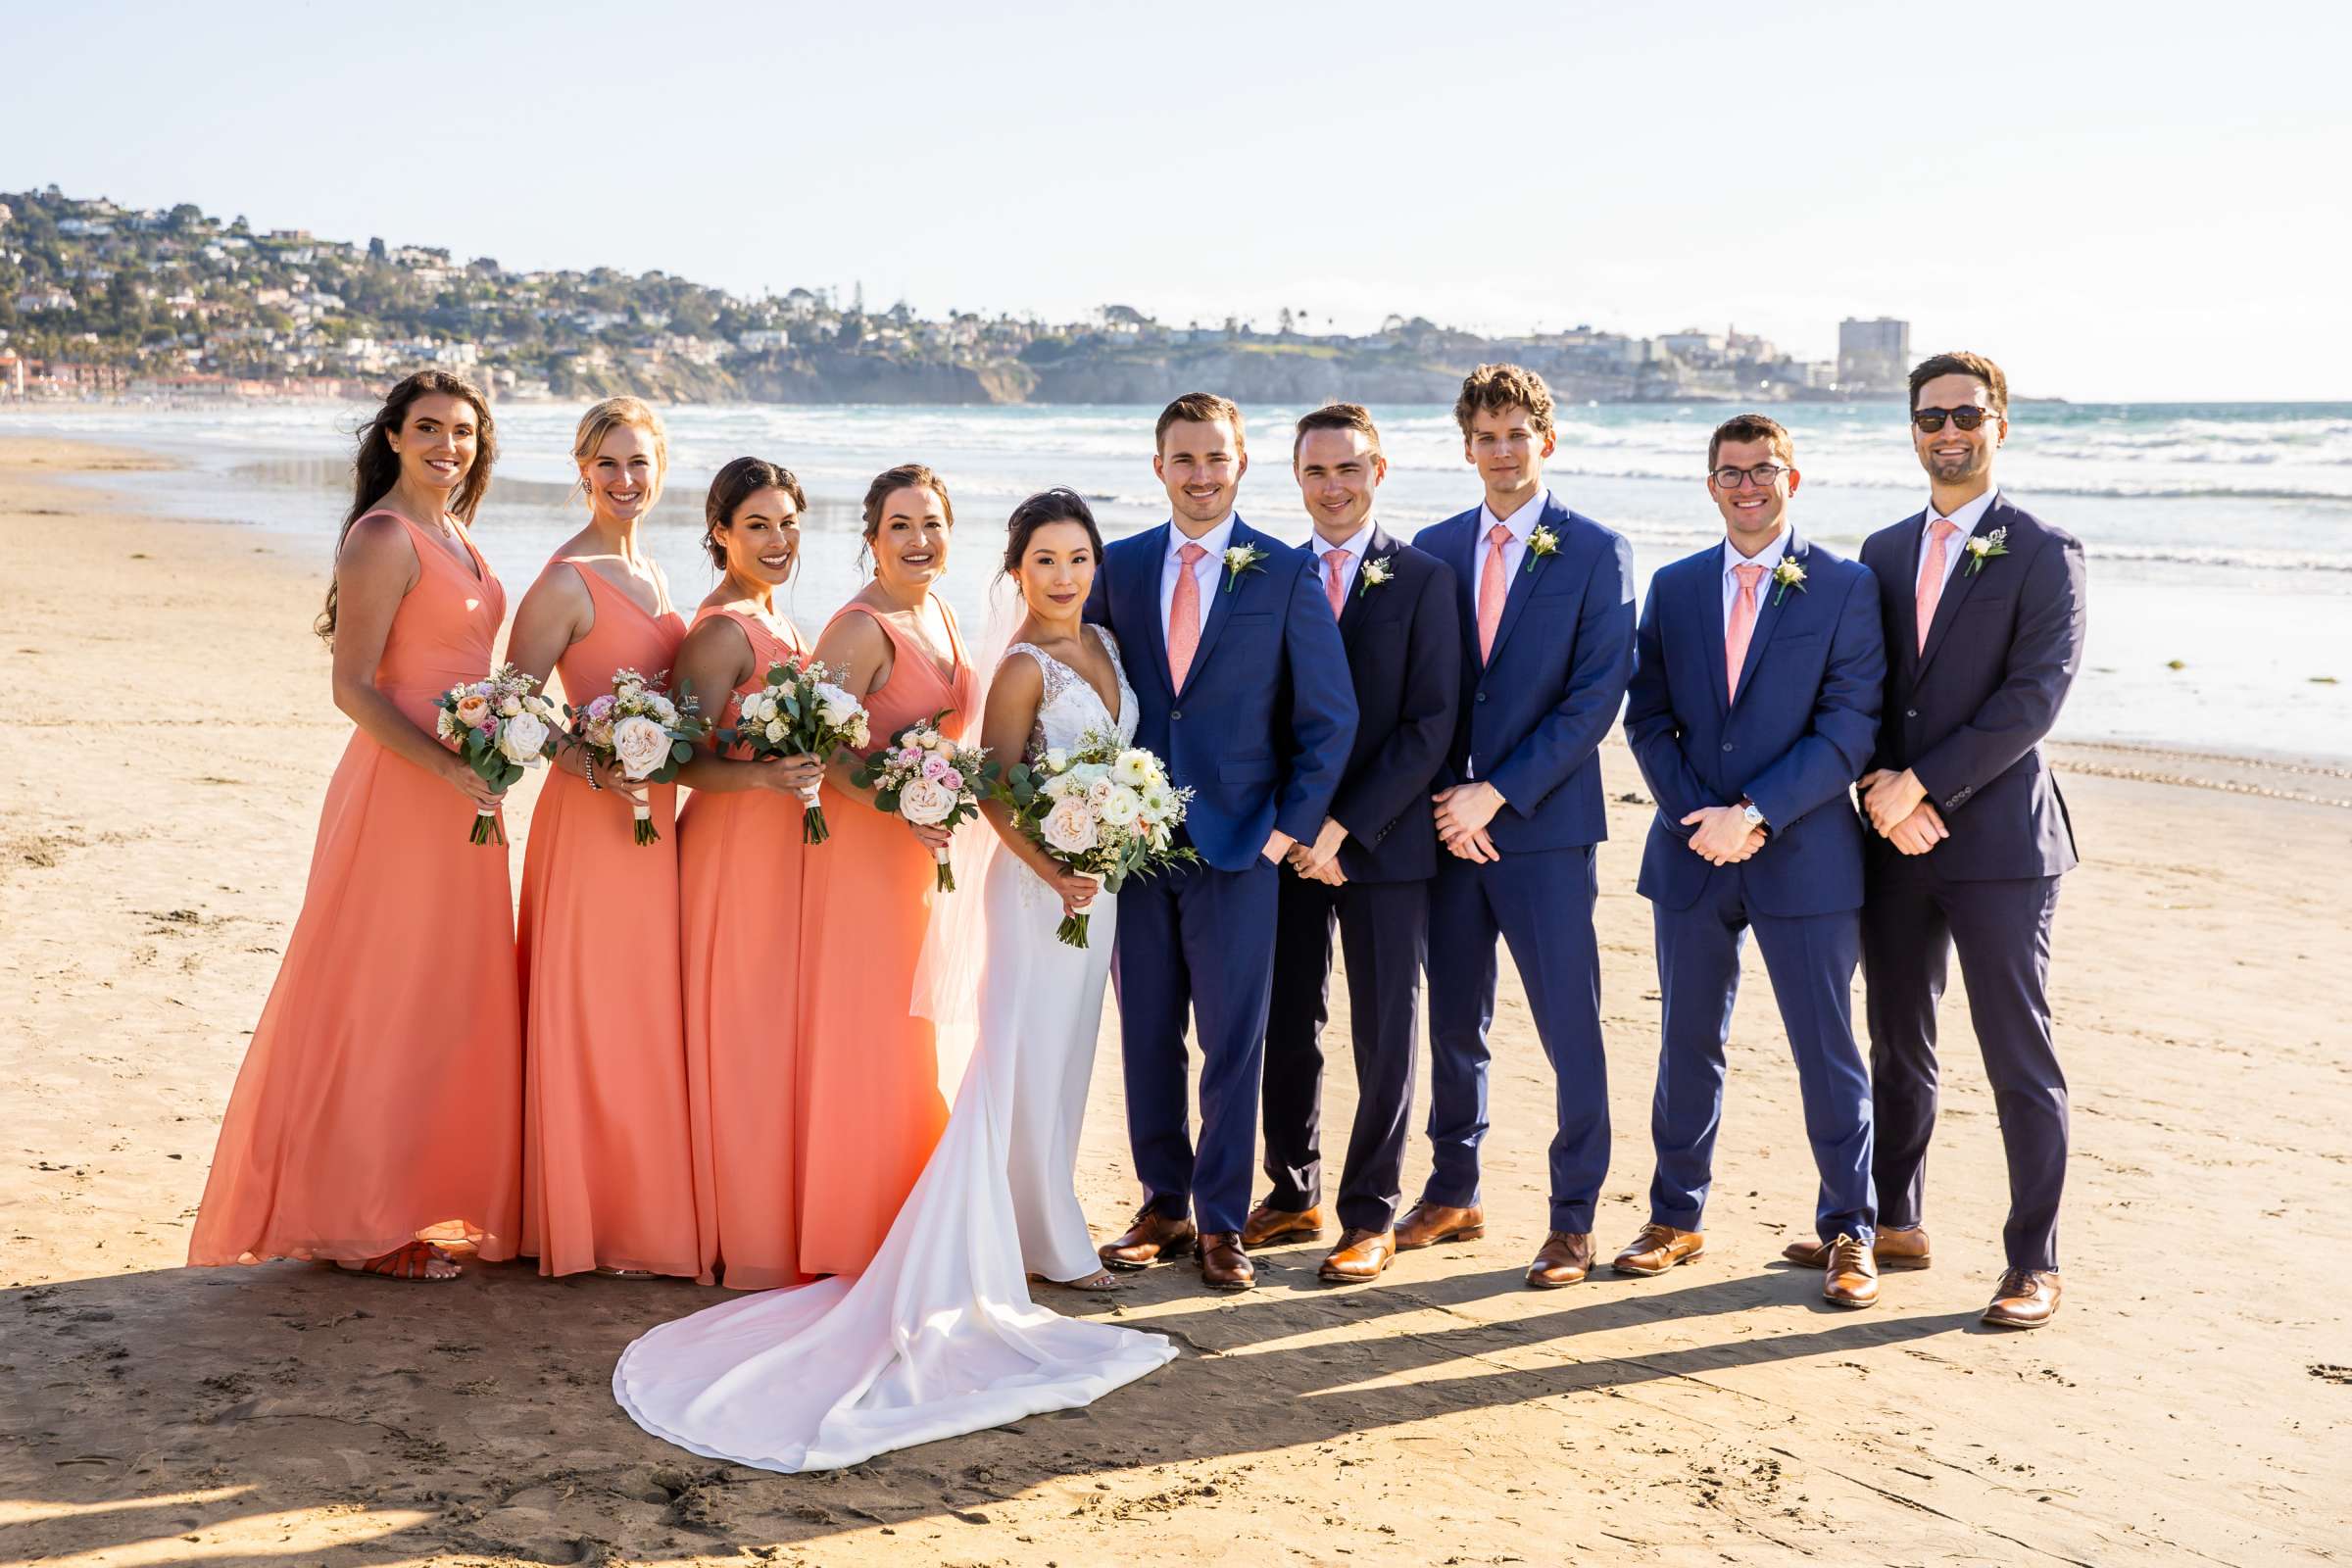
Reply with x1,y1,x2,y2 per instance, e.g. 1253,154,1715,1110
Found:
582,747,601,791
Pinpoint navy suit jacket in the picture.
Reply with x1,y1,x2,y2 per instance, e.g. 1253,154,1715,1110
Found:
1087,516,1358,872
1860,494,2085,882
1293,526,1462,883
1414,495,1636,853
1624,531,1885,917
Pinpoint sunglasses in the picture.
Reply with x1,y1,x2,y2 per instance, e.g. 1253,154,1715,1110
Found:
1912,406,1999,433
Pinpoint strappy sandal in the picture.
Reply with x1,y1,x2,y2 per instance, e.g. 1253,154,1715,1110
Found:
332,1240,463,1282
1030,1268,1123,1294
594,1266,658,1279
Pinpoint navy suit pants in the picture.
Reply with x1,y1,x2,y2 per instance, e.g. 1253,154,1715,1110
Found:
1261,871,1426,1235
1423,845,1607,1232
1862,870,2067,1272
1648,867,1875,1244
1112,856,1280,1237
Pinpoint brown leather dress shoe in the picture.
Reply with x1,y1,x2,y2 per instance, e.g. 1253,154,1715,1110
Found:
1317,1228,1396,1284
1394,1201,1485,1250
1982,1268,2061,1329
1098,1207,1197,1271
1782,1223,1932,1271
1198,1231,1255,1291
1822,1233,1880,1308
1242,1202,1325,1249
1611,1222,1705,1277
1525,1231,1594,1289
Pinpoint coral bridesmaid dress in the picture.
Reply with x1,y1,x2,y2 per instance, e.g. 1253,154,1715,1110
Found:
796,599,980,1277
190,511,522,1266
515,560,700,1277
677,606,812,1289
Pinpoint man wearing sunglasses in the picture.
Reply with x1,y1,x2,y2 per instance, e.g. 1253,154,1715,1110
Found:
1788,351,2087,1330
1617,414,1887,1307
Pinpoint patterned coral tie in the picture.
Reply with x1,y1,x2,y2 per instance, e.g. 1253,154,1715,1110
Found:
1167,541,1207,689
1725,563,1766,702
1915,517,1960,653
1324,548,1349,617
1476,522,1512,662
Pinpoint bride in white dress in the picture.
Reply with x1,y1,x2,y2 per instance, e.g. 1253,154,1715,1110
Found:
613,489,1174,1472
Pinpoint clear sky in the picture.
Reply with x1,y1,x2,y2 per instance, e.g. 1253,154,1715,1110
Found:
7,1,2343,402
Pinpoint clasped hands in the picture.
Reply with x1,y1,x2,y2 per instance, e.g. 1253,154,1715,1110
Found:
1859,767,1948,855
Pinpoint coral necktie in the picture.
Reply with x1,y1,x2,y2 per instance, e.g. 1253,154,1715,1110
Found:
1916,517,1960,654
1477,523,1511,662
1324,548,1348,617
1725,563,1765,702
1167,541,1207,689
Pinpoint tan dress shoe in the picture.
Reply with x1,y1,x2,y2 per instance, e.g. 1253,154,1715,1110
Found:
1526,1231,1594,1289
1782,1223,1932,1271
1611,1223,1705,1277
1242,1202,1325,1249
1198,1231,1255,1291
1982,1268,2061,1329
1317,1228,1396,1284
1394,1201,1485,1250
1098,1207,1197,1271
1822,1233,1880,1308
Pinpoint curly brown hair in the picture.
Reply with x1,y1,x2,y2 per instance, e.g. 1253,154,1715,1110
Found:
1453,363,1555,440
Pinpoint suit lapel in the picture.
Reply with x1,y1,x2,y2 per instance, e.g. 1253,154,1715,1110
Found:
1484,498,1560,666
1124,523,1176,698
1730,531,1803,712
1338,523,1392,643
1447,517,1481,661
1698,551,1732,716
1889,508,1929,673
1178,516,1252,696
1916,500,1999,678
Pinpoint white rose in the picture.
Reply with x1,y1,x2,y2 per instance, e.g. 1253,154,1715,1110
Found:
648,694,679,724
497,711,550,764
814,682,862,730
1086,776,1115,807
1041,795,1101,856
1102,784,1143,824
1042,747,1069,773
764,718,787,744
1041,772,1073,799
499,695,522,718
611,714,672,780
897,774,957,826
1112,750,1153,788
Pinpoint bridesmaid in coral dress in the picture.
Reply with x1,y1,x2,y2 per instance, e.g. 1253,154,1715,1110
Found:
671,459,828,1288
797,463,982,1277
190,370,521,1282
507,397,700,1278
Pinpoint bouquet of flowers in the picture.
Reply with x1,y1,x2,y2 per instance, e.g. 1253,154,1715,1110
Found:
851,713,997,891
997,730,1197,947
565,667,709,845
434,663,563,845
720,658,870,844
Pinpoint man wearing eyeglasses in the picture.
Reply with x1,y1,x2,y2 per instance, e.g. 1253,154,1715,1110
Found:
1617,414,1888,1307
1788,351,2087,1330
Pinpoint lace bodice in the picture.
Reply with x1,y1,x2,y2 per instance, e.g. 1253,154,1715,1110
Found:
1005,625,1138,760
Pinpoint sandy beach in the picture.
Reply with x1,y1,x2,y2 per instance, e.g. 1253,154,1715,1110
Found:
4,434,2348,1566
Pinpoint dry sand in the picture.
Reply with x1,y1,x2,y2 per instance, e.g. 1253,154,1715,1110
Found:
3,434,2348,1566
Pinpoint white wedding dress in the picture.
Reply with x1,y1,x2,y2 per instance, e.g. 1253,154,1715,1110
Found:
613,625,1171,1473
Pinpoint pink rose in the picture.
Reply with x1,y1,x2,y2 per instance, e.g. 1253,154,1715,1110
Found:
587,694,616,720
940,768,963,792
455,693,491,727
921,754,951,780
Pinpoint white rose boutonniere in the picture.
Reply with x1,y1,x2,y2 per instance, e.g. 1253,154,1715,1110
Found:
1357,557,1392,597
1964,526,2009,575
1771,559,1807,606
1524,525,1559,573
1222,543,1266,593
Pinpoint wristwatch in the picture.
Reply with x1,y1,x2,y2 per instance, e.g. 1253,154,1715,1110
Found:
1740,798,1766,831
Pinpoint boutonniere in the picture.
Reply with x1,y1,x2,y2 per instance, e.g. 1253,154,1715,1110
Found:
1771,559,1807,605
1524,526,1559,573
1963,526,2009,575
1357,557,1392,597
1222,543,1266,593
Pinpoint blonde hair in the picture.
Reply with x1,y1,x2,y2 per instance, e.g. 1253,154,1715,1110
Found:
571,395,670,512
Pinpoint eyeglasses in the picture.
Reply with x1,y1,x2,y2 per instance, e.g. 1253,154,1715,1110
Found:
1912,406,1999,433
1710,463,1788,489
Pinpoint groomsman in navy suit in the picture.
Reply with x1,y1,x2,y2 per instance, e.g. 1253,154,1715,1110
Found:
1088,392,1358,1292
1404,365,1636,1289
1247,404,1461,1284
1786,351,2086,1330
1616,414,1887,1308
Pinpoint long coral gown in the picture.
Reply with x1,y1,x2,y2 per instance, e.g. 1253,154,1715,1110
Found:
515,559,700,1278
677,606,812,1289
795,599,980,1277
189,510,522,1266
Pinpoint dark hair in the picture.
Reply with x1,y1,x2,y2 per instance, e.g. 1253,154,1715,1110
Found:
1002,488,1103,574
1154,391,1246,455
1908,350,2009,416
1453,362,1555,440
1294,401,1382,460
704,457,808,573
1707,412,1793,470
318,368,497,644
858,463,953,573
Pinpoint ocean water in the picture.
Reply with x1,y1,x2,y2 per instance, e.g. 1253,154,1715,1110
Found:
9,399,2349,758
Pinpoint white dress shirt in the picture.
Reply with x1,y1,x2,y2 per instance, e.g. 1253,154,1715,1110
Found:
1159,514,1237,644
1473,489,1549,623
1721,527,1790,621
1919,487,1998,601
1311,519,1375,602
